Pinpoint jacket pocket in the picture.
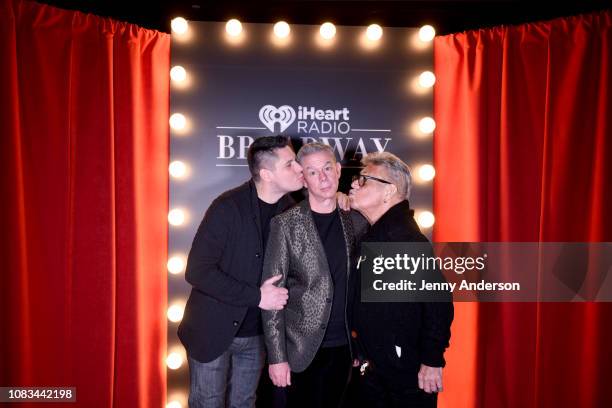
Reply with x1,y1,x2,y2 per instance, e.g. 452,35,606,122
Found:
385,333,417,370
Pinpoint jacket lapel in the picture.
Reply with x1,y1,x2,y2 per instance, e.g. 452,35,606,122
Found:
248,180,263,253
338,210,355,276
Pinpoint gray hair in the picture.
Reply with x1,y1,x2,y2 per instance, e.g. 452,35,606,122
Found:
296,142,336,164
362,152,412,199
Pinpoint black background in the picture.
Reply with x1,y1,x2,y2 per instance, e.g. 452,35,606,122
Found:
38,0,611,35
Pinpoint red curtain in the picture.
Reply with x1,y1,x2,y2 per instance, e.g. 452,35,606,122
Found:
434,10,612,408
0,1,170,407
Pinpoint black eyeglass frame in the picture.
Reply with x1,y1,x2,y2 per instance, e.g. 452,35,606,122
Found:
352,174,393,187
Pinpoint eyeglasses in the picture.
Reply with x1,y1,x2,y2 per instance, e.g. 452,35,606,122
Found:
352,174,392,187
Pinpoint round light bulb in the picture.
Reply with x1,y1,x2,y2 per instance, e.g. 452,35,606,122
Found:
226,19,243,37
167,256,186,274
417,211,435,228
418,164,436,181
418,117,436,134
171,17,188,35
170,66,187,82
166,402,182,408
320,22,336,39
418,71,436,88
168,209,186,226
169,113,186,130
166,352,183,370
167,304,185,323
274,21,290,38
419,25,436,42
366,24,383,41
169,161,187,178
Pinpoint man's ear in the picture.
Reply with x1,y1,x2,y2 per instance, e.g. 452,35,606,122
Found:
259,168,273,182
386,183,398,200
335,162,342,178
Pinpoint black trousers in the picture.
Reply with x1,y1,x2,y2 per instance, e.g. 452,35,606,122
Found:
355,370,438,408
286,345,351,408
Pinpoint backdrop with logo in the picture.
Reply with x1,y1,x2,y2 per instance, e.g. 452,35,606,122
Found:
168,21,434,398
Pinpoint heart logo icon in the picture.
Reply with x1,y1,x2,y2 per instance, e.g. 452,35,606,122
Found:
259,105,296,133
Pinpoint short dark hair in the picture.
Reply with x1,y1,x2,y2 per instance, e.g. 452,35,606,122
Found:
247,135,292,181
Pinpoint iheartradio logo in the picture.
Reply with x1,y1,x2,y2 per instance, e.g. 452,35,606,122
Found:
258,105,296,133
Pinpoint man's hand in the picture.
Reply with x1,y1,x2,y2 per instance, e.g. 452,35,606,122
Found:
259,275,288,311
269,362,292,387
418,364,443,393
336,192,350,211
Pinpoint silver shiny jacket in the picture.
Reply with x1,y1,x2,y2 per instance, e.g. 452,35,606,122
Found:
262,199,360,373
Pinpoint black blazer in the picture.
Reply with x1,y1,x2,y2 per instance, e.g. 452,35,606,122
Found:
178,180,294,363
349,200,454,390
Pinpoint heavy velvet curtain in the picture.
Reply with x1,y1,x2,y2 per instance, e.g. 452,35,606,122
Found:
0,0,170,406
434,10,612,407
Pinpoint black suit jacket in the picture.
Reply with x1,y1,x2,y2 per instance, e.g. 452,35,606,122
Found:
349,200,454,390
178,180,294,363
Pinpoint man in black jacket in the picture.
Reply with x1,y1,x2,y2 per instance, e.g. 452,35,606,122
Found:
348,152,453,408
178,136,305,408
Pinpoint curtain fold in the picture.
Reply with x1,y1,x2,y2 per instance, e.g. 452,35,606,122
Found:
434,10,612,407
0,1,170,407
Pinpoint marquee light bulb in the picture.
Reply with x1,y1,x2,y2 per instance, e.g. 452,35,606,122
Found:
366,24,383,41
169,113,186,130
169,161,187,178
320,22,336,39
168,209,186,226
167,304,185,323
166,352,183,370
167,256,186,274
418,71,436,88
170,66,187,82
226,19,243,36
166,402,182,408
418,164,436,181
419,25,436,42
171,17,188,35
417,211,435,228
418,117,436,134
274,21,290,38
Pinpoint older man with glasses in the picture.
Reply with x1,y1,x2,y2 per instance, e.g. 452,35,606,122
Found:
347,151,454,408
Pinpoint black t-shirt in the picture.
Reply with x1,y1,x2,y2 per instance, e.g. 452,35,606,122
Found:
312,209,348,347
236,198,279,337
259,198,278,251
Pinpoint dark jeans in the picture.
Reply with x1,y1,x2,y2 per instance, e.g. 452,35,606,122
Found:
188,336,265,408
286,345,351,408
357,370,438,408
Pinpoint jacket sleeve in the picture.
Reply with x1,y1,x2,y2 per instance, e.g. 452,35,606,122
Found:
418,242,454,367
419,301,454,367
419,249,454,367
261,216,290,365
184,198,261,307
350,210,370,240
